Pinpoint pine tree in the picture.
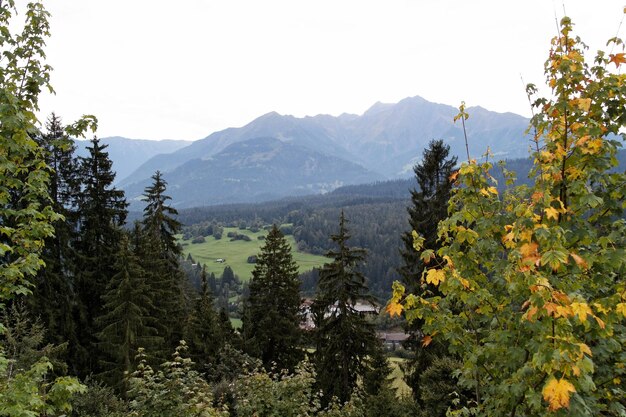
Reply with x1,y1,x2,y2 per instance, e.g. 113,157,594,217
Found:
74,137,128,376
96,233,161,395
242,225,303,372
140,171,186,351
29,114,81,355
396,139,457,408
184,266,222,373
362,342,398,417
398,139,457,290
217,308,236,346
130,222,168,358
141,171,181,257
312,211,379,406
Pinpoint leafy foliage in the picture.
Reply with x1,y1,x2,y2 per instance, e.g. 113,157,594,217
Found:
390,17,626,416
234,361,377,417
70,378,129,417
234,362,319,417
398,139,457,292
396,140,460,411
128,342,227,417
0,0,56,301
0,2,95,415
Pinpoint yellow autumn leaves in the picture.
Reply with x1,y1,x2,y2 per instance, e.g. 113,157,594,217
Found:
543,378,576,411
425,268,445,286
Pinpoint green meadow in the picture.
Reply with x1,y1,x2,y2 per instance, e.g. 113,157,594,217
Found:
179,227,328,281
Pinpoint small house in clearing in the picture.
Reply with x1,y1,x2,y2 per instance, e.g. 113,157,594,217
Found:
299,299,380,330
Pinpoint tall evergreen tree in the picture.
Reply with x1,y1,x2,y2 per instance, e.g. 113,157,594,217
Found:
184,266,222,373
74,137,128,376
96,233,161,396
312,211,380,406
398,139,457,290
29,114,81,354
129,222,168,357
242,225,303,372
397,139,458,410
140,171,186,351
141,171,181,256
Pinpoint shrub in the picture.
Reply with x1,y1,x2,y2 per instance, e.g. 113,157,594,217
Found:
191,236,206,244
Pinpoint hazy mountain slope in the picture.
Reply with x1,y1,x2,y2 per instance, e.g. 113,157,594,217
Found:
119,112,357,187
340,97,531,176
123,137,383,209
120,96,532,189
115,95,539,209
74,136,190,184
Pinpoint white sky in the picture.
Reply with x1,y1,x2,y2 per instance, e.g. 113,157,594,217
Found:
32,1,626,141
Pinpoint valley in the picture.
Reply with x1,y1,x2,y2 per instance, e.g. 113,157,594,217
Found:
179,226,328,280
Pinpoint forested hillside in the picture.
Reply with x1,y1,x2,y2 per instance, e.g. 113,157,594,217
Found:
175,149,626,299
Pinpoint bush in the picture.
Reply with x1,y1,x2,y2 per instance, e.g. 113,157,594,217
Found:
128,343,228,417
191,236,206,244
279,225,294,235
234,362,367,417
70,379,128,417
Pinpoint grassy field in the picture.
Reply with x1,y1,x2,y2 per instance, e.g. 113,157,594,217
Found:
179,227,328,281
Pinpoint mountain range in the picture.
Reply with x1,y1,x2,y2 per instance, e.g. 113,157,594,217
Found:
74,136,190,184
99,96,534,209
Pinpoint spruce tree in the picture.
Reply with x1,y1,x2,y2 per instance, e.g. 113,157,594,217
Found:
29,114,81,354
312,211,380,406
217,308,236,346
140,171,186,351
397,140,458,409
184,266,222,373
96,233,161,395
141,171,181,256
398,139,457,290
74,137,128,376
242,225,303,372
130,222,168,358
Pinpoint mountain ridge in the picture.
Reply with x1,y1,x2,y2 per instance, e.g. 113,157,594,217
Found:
123,136,383,209
74,136,190,185
114,95,534,208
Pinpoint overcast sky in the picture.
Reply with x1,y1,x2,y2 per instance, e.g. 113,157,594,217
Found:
33,1,625,141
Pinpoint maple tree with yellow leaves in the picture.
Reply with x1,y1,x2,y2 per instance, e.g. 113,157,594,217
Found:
389,16,626,416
